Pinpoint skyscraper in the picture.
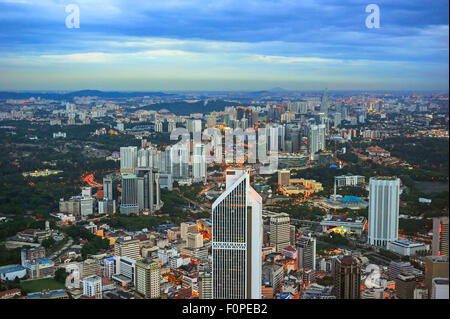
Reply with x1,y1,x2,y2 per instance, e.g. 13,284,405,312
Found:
103,176,114,200
193,143,207,183
120,146,138,175
297,235,316,271
309,124,325,160
136,168,161,213
333,255,361,299
269,213,290,252
320,88,329,114
120,174,139,215
368,177,401,248
198,272,212,299
135,257,161,299
432,216,449,256
170,144,189,180
425,256,449,297
212,168,262,299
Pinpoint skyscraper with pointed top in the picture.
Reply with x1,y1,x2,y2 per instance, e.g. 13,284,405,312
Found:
212,168,262,299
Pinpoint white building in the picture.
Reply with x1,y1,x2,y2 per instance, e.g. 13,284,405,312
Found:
80,197,93,218
335,175,365,187
269,213,291,252
432,278,449,299
212,168,262,299
83,275,102,299
192,143,207,183
368,177,401,247
309,124,326,160
120,146,138,175
386,239,429,256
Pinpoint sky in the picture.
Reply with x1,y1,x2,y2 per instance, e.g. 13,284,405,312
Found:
0,0,448,91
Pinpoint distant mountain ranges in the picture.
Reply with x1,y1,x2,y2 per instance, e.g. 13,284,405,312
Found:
0,90,172,100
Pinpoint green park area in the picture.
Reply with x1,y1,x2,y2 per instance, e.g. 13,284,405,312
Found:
20,278,65,293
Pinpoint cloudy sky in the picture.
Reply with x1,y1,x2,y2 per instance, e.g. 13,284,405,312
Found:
0,0,448,91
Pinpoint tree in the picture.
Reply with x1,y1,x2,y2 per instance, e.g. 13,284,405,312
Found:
54,268,68,284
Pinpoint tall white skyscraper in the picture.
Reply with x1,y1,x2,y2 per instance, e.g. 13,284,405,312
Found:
212,168,262,299
309,124,325,159
120,146,138,175
193,143,207,183
368,177,401,247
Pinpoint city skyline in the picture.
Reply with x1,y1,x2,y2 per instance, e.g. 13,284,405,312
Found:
0,0,448,91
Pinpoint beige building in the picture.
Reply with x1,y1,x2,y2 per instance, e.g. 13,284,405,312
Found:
277,170,290,186
135,258,161,299
115,238,141,261
269,213,291,252
187,233,204,249
425,256,449,297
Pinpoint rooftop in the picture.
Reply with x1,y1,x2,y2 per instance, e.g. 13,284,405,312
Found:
0,265,25,274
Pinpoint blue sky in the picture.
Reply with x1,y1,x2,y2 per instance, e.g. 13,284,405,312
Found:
0,0,448,91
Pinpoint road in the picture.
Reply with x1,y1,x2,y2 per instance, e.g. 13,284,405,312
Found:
49,237,74,261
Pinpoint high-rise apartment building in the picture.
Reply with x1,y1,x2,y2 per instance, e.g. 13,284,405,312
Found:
297,236,316,271
212,168,262,299
120,146,138,175
135,258,161,299
198,272,212,299
368,177,401,247
333,255,361,299
193,143,207,183
269,213,290,252
309,124,325,159
103,176,114,200
432,216,449,256
136,168,161,213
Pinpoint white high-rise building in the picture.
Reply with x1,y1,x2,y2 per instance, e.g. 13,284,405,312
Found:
120,146,138,175
212,168,262,299
83,275,102,299
309,124,325,159
368,177,401,247
193,143,207,183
